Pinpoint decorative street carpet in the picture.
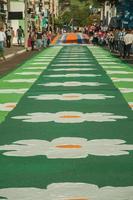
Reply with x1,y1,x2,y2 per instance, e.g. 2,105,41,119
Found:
51,33,88,45
0,36,133,199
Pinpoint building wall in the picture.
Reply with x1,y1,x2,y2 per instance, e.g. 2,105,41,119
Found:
10,1,25,43
0,0,7,28
117,0,133,28
47,0,58,17
54,0,59,18
101,1,116,27
101,0,133,28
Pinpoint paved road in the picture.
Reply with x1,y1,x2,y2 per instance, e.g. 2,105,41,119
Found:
0,33,133,199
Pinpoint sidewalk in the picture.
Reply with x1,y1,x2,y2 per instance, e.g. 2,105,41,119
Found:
4,45,26,59
103,46,133,66
0,45,37,77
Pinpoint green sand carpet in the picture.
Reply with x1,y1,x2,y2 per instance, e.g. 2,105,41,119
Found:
0,46,133,199
0,47,62,123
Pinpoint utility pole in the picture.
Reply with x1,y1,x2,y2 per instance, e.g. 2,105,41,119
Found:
52,0,54,33
7,0,11,26
24,0,28,50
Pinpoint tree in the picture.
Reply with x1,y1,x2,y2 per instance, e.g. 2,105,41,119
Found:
58,0,102,27
59,0,91,27
79,0,118,6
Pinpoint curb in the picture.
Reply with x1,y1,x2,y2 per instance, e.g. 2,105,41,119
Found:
5,49,26,59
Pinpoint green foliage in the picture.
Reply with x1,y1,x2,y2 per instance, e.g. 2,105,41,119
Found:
79,0,118,6
59,0,91,26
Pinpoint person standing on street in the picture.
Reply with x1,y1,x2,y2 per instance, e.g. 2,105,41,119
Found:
118,28,126,58
11,27,15,46
17,26,24,46
47,31,51,47
30,30,36,51
114,29,119,52
123,30,133,58
5,27,12,48
42,32,47,48
36,29,42,51
0,27,6,61
108,31,115,52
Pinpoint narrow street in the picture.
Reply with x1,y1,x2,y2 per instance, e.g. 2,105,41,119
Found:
0,33,133,199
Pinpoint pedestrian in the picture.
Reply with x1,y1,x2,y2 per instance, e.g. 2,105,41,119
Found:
118,29,126,58
47,32,51,47
92,32,98,45
108,31,114,52
11,27,15,45
27,32,32,50
5,27,12,48
17,26,24,46
0,27,6,61
30,30,36,51
123,30,133,58
42,32,47,48
36,29,42,51
114,29,119,52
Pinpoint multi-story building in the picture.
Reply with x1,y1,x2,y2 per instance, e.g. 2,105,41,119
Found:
100,1,116,28
117,0,133,28
0,0,7,27
101,0,133,29
44,0,59,18
9,0,25,31
43,0,59,31
6,0,59,31
4,0,59,44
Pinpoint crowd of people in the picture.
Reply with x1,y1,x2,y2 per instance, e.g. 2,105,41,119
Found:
27,29,52,51
86,26,133,59
0,25,52,61
0,26,24,61
1,23,133,61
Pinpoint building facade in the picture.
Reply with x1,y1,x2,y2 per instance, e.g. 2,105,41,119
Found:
7,0,59,31
101,1,117,29
9,0,25,32
0,0,7,27
101,0,133,29
116,0,133,28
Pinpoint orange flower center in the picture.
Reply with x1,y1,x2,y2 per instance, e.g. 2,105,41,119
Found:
66,198,88,200
5,104,16,108
64,95,79,98
56,145,81,149
60,115,81,119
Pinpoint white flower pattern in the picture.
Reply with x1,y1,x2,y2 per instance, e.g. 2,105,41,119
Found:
28,93,114,101
39,82,106,87
12,112,127,123
0,183,133,200
0,138,133,158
